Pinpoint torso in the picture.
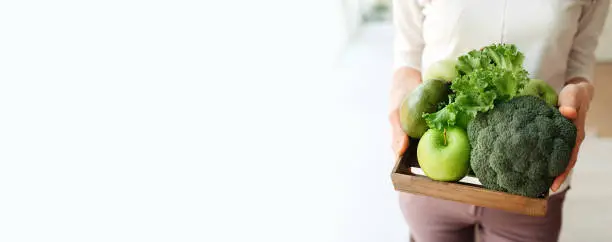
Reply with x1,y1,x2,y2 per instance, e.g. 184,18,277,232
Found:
419,0,589,91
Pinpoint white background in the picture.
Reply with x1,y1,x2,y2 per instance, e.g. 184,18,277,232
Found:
0,1,404,242
6,1,609,241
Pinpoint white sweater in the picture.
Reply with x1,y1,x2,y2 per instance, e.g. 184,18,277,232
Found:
392,0,610,195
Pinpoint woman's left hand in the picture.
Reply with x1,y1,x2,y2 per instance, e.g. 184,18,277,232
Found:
551,79,593,192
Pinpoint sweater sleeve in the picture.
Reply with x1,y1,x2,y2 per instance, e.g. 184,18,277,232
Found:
565,0,610,84
392,0,426,72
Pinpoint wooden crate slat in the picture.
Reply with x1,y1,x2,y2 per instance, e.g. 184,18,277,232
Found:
391,173,547,216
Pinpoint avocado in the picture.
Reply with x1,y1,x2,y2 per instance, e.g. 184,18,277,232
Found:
399,79,450,138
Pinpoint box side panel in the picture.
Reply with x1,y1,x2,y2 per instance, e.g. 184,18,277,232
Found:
391,173,548,217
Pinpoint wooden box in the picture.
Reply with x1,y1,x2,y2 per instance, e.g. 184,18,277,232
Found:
390,138,549,217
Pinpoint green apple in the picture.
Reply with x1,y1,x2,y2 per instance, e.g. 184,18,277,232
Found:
417,127,471,182
520,79,558,106
423,59,459,83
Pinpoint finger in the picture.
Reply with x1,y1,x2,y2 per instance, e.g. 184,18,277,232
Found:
558,86,581,119
551,170,569,192
575,105,588,128
558,86,579,108
389,108,409,156
552,138,581,192
551,152,577,192
567,143,580,170
392,128,408,154
396,135,409,158
567,115,585,170
559,106,579,120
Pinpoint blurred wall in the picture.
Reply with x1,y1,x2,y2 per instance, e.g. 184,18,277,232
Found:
586,63,612,137
321,0,388,66
588,4,612,137
288,0,367,68
595,4,612,61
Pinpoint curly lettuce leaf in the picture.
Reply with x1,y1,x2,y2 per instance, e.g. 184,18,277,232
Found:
482,43,526,73
423,102,474,130
456,49,492,76
424,64,530,130
423,102,457,130
455,43,527,76
454,66,528,102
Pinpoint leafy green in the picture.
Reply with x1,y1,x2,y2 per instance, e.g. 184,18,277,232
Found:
455,49,491,75
423,43,530,130
482,43,526,73
424,102,459,130
455,43,526,76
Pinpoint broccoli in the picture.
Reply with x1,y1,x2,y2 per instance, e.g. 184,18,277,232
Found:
467,95,577,198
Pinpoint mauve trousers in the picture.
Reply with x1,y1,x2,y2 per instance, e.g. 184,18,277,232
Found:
399,189,568,242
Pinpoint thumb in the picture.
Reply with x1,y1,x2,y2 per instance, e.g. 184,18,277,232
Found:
559,106,578,120
558,87,580,120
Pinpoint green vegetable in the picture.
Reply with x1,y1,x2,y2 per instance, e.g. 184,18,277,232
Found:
520,79,559,107
456,43,526,76
423,43,530,130
399,79,450,138
424,59,459,83
467,95,577,198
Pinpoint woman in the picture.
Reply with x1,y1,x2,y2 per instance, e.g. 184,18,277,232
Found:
389,0,609,241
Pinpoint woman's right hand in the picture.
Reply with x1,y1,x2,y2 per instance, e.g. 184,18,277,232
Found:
390,108,409,159
389,67,422,159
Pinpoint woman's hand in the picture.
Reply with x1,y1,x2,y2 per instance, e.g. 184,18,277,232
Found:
551,79,594,192
389,67,422,159
390,109,409,159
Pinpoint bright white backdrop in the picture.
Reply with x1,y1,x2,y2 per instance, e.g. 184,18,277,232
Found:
3,1,611,241
0,1,407,242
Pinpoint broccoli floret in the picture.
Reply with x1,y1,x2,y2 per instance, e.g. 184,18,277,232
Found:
467,96,577,198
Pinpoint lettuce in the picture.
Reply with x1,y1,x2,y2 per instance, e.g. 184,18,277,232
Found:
423,44,530,130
